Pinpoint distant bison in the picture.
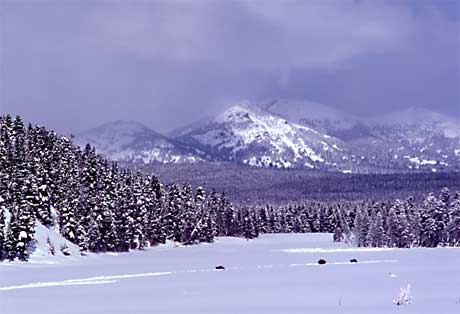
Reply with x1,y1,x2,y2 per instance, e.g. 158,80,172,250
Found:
350,259,358,263
317,259,326,265
215,265,225,270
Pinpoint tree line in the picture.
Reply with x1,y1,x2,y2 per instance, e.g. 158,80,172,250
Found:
0,115,459,261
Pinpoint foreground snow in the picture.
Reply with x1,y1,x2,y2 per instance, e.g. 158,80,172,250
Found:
1,234,459,314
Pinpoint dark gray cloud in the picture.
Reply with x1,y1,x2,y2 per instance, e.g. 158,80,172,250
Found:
1,0,458,133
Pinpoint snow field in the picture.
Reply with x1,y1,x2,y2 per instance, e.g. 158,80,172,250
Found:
1,233,459,314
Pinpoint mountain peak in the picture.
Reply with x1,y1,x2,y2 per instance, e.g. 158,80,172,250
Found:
75,120,204,164
216,101,256,122
87,120,154,135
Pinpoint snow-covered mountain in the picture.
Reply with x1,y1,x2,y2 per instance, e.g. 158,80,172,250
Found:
76,101,459,173
75,120,204,164
265,101,459,172
174,102,358,171
357,107,460,172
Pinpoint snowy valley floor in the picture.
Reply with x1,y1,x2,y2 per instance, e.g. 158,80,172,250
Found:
1,233,459,314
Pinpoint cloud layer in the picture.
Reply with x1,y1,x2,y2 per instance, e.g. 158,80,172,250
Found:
1,0,458,133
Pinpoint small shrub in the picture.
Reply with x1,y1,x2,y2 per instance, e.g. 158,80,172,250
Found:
393,284,411,306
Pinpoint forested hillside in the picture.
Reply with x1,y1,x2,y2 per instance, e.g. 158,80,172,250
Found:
1,114,459,262
0,115,242,261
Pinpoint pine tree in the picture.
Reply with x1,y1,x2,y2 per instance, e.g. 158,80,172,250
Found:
334,207,352,243
420,194,443,247
386,200,411,248
59,198,77,242
367,211,385,247
0,199,5,259
164,184,183,243
242,209,257,239
222,193,236,236
184,186,207,244
114,171,135,251
352,208,370,247
447,195,460,246
5,217,17,261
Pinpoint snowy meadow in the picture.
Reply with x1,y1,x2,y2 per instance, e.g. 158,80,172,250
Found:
1,233,459,314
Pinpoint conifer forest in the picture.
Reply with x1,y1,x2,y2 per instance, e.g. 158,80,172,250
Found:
1,114,459,262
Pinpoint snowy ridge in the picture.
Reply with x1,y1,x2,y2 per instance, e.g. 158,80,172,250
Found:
176,102,349,169
75,120,204,164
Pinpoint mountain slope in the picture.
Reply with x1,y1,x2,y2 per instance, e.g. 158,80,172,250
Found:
174,102,357,170
358,107,460,172
75,120,205,164
266,101,459,172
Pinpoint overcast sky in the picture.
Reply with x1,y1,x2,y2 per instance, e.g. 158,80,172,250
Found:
0,0,459,134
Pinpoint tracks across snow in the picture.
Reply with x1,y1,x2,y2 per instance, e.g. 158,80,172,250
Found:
289,260,397,267
0,259,398,291
279,247,395,253
0,271,173,291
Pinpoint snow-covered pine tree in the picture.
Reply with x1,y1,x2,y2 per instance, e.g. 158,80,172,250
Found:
76,144,99,250
403,197,422,246
420,193,443,247
180,183,197,245
209,189,223,236
366,210,385,247
242,208,257,239
221,193,236,236
184,186,207,244
16,203,35,261
258,206,268,234
97,161,118,252
333,206,352,243
386,200,412,248
352,207,370,247
113,172,133,251
146,175,166,246
5,214,17,261
200,208,215,243
438,187,451,245
447,193,460,246
164,183,183,243
0,197,5,259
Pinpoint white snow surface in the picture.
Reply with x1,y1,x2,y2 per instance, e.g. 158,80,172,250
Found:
27,222,82,264
1,233,459,314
